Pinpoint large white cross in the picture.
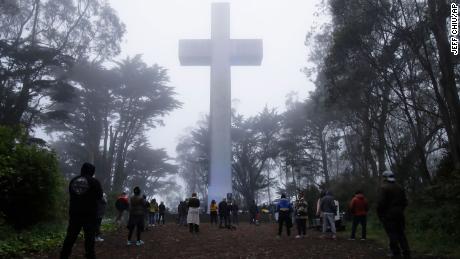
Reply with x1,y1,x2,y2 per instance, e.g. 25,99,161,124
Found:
179,3,263,209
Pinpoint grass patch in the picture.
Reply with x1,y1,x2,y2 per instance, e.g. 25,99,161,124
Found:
0,218,117,258
340,213,460,258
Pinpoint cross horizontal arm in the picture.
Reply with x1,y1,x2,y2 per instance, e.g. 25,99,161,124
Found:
179,39,212,66
230,39,263,66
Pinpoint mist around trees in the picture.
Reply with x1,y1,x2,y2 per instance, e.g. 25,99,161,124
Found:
177,0,460,253
0,0,181,230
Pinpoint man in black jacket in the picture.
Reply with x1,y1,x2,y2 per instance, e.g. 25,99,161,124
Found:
377,170,411,259
60,162,103,259
218,198,228,228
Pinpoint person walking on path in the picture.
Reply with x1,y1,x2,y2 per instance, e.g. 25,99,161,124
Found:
377,171,411,259
187,193,200,234
210,200,218,225
349,190,369,240
319,191,337,240
95,193,107,242
295,193,308,238
158,201,166,224
60,162,103,259
218,198,228,228
115,192,129,228
276,194,293,238
127,186,146,246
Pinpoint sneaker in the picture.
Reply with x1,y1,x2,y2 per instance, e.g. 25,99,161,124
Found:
360,238,366,241
127,240,133,246
95,236,104,242
348,238,356,241
295,235,301,239
136,240,145,246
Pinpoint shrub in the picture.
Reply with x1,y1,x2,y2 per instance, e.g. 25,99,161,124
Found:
0,126,65,229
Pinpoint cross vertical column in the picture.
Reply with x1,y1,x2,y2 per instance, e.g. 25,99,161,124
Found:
208,3,232,206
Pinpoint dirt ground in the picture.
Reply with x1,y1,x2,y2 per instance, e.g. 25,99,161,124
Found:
36,223,434,259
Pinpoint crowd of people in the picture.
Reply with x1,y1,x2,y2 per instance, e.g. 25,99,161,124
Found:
59,162,411,259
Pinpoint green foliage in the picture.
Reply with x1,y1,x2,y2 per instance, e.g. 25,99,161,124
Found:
0,126,65,229
0,220,117,258
405,155,460,256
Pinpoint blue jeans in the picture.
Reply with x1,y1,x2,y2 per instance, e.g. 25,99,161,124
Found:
322,212,336,234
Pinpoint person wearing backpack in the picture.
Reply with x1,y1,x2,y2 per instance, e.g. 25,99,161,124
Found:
60,162,103,259
127,186,146,246
295,192,308,238
115,192,129,227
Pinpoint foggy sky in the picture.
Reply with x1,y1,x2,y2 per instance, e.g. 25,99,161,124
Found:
109,0,323,157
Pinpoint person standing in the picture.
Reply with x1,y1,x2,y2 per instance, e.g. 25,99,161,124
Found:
60,162,103,259
276,194,293,238
249,200,258,225
143,195,150,231
349,190,369,240
377,171,411,259
158,201,166,224
180,200,188,226
95,193,107,242
295,193,308,238
218,198,228,228
209,200,218,225
127,186,145,246
115,192,129,227
232,202,239,225
149,199,157,227
319,191,337,240
150,198,159,225
187,193,200,234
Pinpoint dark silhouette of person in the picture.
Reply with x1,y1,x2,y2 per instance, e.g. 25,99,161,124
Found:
60,162,103,259
218,198,228,228
377,170,411,259
349,190,369,240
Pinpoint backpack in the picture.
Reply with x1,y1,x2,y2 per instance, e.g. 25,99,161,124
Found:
115,197,128,211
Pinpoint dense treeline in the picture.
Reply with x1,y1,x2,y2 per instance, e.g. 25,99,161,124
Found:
0,0,180,229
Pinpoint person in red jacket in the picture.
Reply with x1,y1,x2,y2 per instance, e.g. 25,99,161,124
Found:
349,190,369,240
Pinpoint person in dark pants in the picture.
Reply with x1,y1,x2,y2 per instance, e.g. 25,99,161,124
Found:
60,162,103,259
95,193,107,242
232,202,239,225
158,201,166,224
377,171,411,259
127,186,146,246
276,194,293,238
218,198,228,228
210,200,218,225
249,200,258,224
295,192,308,238
349,190,369,240
187,193,200,233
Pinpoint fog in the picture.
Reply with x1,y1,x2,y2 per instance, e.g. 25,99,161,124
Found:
109,0,322,157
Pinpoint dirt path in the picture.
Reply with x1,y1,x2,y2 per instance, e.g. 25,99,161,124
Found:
39,223,398,258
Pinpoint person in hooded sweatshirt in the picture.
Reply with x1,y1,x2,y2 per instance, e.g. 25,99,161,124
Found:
377,171,411,259
276,194,293,238
349,190,369,240
127,186,146,246
319,190,337,239
60,162,103,259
